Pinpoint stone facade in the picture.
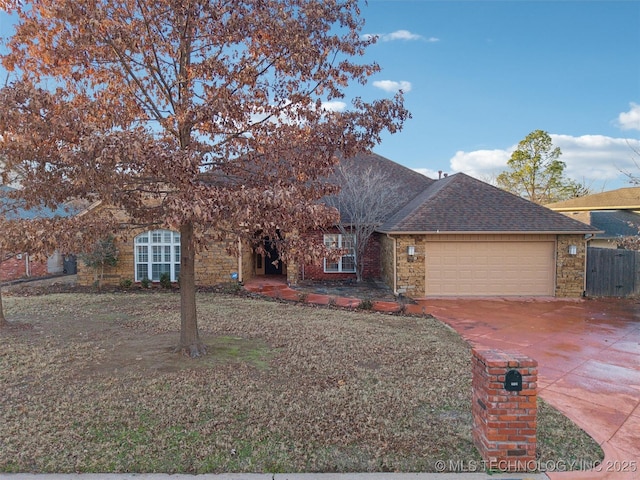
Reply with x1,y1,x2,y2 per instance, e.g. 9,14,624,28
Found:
77,221,588,297
379,233,587,298
77,229,244,288
394,234,426,297
194,235,243,286
76,232,136,287
555,234,587,297
379,233,395,291
239,241,255,285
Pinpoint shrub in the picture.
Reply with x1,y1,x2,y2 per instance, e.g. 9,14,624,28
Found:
159,272,172,289
140,277,151,289
119,278,133,288
358,299,373,310
221,281,241,294
80,235,118,289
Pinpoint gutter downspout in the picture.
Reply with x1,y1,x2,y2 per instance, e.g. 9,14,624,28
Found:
583,233,595,296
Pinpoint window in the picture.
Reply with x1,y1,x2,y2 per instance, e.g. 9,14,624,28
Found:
135,230,181,282
323,233,356,273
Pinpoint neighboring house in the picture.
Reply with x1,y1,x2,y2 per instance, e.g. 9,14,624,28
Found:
0,186,77,282
78,153,598,298
546,187,640,249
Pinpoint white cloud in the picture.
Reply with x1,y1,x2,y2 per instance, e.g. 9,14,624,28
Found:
450,149,511,179
447,134,640,190
617,103,640,131
373,80,412,93
384,30,424,41
321,101,347,112
249,98,346,128
362,30,436,42
552,134,640,186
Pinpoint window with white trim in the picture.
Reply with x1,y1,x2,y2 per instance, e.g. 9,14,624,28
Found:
323,233,356,273
135,230,181,282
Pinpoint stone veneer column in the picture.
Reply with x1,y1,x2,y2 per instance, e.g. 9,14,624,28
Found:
472,348,538,472
286,259,299,286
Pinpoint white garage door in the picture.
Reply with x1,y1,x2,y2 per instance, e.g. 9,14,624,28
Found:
425,240,556,296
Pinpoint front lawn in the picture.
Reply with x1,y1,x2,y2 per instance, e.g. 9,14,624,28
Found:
0,291,602,473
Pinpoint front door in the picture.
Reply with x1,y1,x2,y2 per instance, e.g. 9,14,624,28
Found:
255,238,284,275
263,238,283,275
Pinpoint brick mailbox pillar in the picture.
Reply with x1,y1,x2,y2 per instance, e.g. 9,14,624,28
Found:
472,348,538,472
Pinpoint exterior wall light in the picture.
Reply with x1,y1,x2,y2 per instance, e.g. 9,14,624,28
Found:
407,245,416,256
568,245,578,256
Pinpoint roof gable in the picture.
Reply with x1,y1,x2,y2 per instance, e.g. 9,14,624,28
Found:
379,173,599,234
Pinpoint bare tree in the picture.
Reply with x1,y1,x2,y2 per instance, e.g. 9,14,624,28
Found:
325,161,402,282
621,140,640,185
562,178,594,199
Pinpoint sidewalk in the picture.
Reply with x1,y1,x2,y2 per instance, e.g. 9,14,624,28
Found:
243,277,404,313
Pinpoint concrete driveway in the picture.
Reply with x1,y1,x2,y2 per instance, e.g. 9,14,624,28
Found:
416,297,640,480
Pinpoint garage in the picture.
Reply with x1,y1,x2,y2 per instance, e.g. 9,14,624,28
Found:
377,172,598,298
424,237,556,296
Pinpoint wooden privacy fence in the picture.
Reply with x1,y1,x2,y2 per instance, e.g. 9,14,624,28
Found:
586,247,640,297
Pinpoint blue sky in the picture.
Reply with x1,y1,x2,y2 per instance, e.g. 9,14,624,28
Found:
1,1,639,193
353,0,640,191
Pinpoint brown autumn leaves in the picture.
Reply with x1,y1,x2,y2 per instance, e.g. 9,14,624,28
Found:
0,1,408,353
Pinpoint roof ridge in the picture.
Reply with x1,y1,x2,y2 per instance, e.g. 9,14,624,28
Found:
546,186,640,210
379,173,455,229
379,172,599,234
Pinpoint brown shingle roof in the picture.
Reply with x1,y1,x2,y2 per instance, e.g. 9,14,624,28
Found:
379,173,598,233
545,187,640,211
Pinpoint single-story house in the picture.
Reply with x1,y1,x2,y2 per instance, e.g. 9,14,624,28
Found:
546,187,640,249
78,153,598,297
0,185,77,282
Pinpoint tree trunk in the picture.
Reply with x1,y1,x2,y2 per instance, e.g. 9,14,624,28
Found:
176,221,207,357
355,232,364,283
0,249,6,327
0,285,7,328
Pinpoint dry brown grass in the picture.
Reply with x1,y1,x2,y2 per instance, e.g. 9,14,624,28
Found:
0,291,602,473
